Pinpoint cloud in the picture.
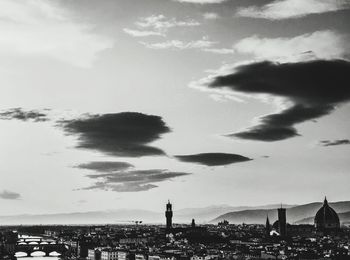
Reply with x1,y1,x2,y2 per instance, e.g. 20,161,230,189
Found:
124,15,200,38
0,190,21,200
236,0,350,20
77,162,190,192
174,0,227,3
203,12,220,19
75,161,133,172
320,139,350,146
204,59,350,141
136,15,200,30
123,28,164,37
175,153,252,166
140,38,216,50
203,48,235,54
0,108,49,122
60,112,170,157
0,0,114,67
234,30,349,62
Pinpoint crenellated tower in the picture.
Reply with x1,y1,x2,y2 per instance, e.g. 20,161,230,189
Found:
165,200,173,230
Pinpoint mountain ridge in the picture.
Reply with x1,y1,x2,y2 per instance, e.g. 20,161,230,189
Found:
0,203,296,225
210,201,350,225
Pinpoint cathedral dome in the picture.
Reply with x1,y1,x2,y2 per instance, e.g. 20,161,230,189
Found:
314,197,340,230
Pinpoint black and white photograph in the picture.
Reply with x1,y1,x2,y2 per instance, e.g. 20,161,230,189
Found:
0,0,350,259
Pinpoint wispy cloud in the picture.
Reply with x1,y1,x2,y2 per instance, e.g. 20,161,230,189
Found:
320,139,350,147
203,12,220,19
174,0,227,3
0,190,21,200
140,38,216,50
0,108,49,122
234,30,349,62
124,14,200,38
203,48,235,54
237,0,350,20
0,0,114,67
123,28,165,37
136,15,200,30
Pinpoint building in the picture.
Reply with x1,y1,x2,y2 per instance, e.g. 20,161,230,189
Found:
101,248,118,260
314,197,340,232
165,200,173,230
118,251,128,260
278,206,287,237
191,219,196,228
271,207,287,237
119,237,148,245
88,248,101,260
265,215,271,237
135,254,147,260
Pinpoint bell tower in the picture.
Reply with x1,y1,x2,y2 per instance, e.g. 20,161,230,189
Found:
165,200,173,230
278,205,287,237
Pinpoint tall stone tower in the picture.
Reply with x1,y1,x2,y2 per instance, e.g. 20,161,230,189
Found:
278,206,287,237
165,200,173,229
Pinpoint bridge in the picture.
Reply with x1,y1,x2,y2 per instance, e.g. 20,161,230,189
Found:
13,237,69,257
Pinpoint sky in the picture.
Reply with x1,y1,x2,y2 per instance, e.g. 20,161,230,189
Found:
0,0,349,215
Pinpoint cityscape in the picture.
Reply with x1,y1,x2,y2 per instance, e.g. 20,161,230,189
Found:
1,197,350,259
0,0,350,260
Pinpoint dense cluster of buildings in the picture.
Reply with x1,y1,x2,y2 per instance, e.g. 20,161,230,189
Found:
265,198,341,239
0,198,350,259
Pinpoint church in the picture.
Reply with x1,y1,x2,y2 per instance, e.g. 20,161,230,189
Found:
314,197,340,231
267,197,341,237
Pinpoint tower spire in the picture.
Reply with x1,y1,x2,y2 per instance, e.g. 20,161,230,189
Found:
265,214,271,237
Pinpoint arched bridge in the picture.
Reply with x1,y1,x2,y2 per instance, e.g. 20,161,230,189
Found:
15,237,68,257
17,237,57,245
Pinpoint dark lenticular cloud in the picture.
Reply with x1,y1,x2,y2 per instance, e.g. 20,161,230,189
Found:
60,112,171,157
320,139,350,147
175,153,252,166
207,59,350,141
0,108,49,122
77,161,190,192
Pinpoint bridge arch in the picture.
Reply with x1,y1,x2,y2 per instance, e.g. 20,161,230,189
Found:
30,251,46,257
48,251,62,257
14,251,29,257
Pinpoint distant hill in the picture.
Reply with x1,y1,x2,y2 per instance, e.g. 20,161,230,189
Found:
0,210,162,225
2,202,348,225
210,201,350,225
0,204,296,225
175,204,297,223
296,211,350,224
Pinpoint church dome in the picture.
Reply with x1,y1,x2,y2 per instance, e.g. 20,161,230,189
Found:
314,197,340,230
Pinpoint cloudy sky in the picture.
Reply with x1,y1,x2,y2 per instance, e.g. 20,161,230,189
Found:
0,0,349,215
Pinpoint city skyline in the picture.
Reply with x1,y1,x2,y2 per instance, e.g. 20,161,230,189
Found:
0,0,349,216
